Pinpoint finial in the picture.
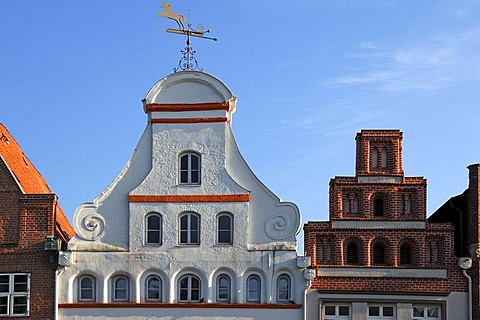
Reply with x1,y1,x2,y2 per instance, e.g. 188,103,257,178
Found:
156,2,217,72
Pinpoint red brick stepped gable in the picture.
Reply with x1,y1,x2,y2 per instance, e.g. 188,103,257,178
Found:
0,122,74,319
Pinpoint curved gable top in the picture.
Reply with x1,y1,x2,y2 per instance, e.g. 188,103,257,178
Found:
144,71,236,105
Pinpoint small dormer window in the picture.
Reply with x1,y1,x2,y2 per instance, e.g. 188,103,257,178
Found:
179,152,200,184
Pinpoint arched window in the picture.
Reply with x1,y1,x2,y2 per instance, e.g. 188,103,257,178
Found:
178,274,201,302
78,275,96,302
179,153,200,184
372,147,379,168
406,195,412,214
346,243,359,264
374,197,385,216
381,148,387,168
112,276,129,302
145,276,162,302
217,213,233,245
276,274,291,302
146,213,162,245
216,275,231,302
345,195,351,213
400,243,412,265
179,212,200,245
246,275,261,303
353,194,359,213
373,243,385,265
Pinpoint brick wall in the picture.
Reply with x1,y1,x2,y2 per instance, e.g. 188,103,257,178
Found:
0,158,58,320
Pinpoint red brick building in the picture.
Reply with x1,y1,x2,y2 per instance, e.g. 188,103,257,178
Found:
429,164,480,320
304,130,468,320
0,123,75,319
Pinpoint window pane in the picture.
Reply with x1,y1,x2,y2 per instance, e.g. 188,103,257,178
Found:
219,216,231,229
180,231,188,243
191,171,199,183
413,307,424,317
427,308,439,317
324,306,335,315
81,288,93,300
180,288,188,301
0,296,7,315
148,215,160,228
190,215,198,230
218,231,230,243
148,231,160,243
383,307,394,317
369,306,380,316
0,275,8,293
339,306,350,316
191,231,199,244
14,274,28,293
12,296,28,314
180,171,188,183
180,216,188,230
180,155,188,169
190,155,199,169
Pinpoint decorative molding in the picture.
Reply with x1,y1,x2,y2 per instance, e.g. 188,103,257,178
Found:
59,303,301,309
332,221,426,229
150,117,228,124
128,194,250,203
146,102,230,112
317,267,447,278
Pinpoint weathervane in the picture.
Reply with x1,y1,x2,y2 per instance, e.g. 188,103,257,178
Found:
156,2,217,72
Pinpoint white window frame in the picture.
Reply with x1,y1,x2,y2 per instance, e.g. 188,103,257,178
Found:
179,153,201,185
179,212,200,245
413,305,441,320
0,273,30,316
78,275,96,302
276,274,291,302
178,274,201,302
246,275,261,303
145,275,162,302
111,276,129,302
217,213,233,245
368,304,395,319
323,303,351,319
216,274,231,303
145,213,162,245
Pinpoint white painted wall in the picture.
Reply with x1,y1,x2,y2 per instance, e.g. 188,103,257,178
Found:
58,71,306,320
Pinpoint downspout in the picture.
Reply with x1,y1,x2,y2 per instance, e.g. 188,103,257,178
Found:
304,278,312,320
462,268,472,320
458,257,472,320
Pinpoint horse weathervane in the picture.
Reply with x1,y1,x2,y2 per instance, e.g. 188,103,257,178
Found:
156,2,217,72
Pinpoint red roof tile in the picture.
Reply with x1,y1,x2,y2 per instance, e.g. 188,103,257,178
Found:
0,123,75,240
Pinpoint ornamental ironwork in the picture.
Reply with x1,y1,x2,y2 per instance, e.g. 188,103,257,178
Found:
156,2,217,72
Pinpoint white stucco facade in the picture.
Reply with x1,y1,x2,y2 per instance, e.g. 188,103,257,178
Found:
57,71,307,319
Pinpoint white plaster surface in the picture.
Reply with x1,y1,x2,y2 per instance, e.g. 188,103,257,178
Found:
58,71,305,320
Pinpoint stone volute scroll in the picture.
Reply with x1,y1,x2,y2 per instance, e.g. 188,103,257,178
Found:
73,204,106,241
264,202,301,241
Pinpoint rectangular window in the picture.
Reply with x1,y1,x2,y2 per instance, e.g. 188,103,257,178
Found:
413,306,441,320
324,303,351,319
368,304,395,319
0,273,30,316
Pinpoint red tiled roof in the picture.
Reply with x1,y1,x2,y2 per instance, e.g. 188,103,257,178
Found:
0,123,75,241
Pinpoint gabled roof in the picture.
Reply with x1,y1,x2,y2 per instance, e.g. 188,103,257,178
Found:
0,123,75,241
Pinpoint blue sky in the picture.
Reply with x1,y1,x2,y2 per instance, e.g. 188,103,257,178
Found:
1,1,480,253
